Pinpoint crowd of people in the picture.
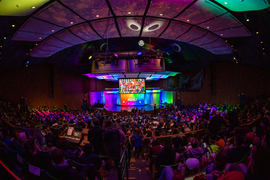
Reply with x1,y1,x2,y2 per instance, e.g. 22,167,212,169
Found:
0,94,270,180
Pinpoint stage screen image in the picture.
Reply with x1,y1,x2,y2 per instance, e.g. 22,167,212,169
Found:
119,79,145,94
120,94,145,105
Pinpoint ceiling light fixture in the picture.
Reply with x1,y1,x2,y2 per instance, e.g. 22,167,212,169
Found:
32,6,35,9
12,25,15,27
70,22,73,24
52,30,54,32
224,2,228,4
128,12,131,14
207,27,209,29
246,19,249,21
4,37,6,39
96,15,99,17
187,20,190,22
160,14,163,16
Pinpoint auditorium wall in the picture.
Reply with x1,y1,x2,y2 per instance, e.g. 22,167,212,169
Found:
179,62,270,106
1,62,270,108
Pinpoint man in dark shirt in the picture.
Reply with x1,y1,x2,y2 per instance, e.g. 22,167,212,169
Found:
209,110,227,134
156,142,176,168
88,120,104,155
79,144,102,170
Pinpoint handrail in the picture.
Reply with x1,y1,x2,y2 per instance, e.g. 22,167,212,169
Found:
0,160,21,180
118,142,130,180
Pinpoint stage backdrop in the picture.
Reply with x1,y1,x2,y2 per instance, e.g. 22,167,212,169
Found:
89,90,175,106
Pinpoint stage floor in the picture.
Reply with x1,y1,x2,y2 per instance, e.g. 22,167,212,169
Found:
96,104,169,112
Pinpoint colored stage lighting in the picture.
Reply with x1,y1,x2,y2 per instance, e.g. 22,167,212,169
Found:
114,53,118,57
137,52,142,56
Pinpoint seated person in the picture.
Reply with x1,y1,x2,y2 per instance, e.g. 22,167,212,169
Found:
17,132,27,158
156,142,176,169
47,149,79,180
24,138,52,170
2,126,12,147
180,158,201,177
227,135,248,163
78,144,103,170
179,138,205,162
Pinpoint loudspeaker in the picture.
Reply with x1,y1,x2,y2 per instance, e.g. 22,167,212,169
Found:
177,99,182,108
20,97,25,107
83,99,88,110
240,93,245,108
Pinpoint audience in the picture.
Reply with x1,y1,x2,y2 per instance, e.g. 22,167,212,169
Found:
0,93,270,180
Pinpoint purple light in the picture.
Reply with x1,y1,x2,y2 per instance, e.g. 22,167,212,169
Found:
114,53,118,57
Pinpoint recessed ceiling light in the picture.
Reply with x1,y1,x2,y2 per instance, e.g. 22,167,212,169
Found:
32,6,35,9
35,44,38,46
52,30,54,32
160,14,163,16
30,49,32,51
207,27,209,29
225,40,227,42
39,37,42,39
96,15,99,17
261,41,263,43
246,19,249,21
128,12,131,14
187,20,190,22
12,25,15,27
70,22,73,24
221,34,223,36
0,46,2,48
256,32,259,34
4,37,6,39
231,45,233,47
224,2,228,4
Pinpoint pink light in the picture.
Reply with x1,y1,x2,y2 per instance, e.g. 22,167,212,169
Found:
114,53,118,57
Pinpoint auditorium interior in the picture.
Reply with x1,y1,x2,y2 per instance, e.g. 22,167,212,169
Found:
1,0,270,180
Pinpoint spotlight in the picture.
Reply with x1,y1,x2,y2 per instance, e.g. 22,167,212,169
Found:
138,40,144,46
137,52,142,56
88,55,92,59
114,53,118,57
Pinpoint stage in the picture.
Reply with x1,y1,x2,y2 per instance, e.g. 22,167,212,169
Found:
96,104,171,112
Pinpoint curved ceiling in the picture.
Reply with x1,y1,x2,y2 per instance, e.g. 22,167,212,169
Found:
1,0,270,74
11,0,252,57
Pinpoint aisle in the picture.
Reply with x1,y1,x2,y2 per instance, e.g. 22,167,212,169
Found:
106,158,152,180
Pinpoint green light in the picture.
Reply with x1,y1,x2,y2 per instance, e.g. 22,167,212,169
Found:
214,0,270,12
0,0,49,16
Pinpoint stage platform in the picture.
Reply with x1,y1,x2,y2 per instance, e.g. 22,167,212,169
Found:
96,104,171,112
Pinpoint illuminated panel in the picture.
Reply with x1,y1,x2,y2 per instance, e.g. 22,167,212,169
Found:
117,17,143,37
18,18,63,35
214,26,251,38
161,91,174,104
200,38,226,49
109,0,148,16
141,17,170,37
189,32,219,46
89,92,105,106
120,94,145,105
61,0,111,20
91,18,119,38
69,22,101,41
198,13,242,31
104,91,119,106
43,36,72,48
160,21,191,40
12,31,48,41
0,0,49,16
147,0,193,19
174,0,226,25
145,90,160,105
54,29,85,45
177,27,207,43
214,0,270,12
34,1,84,27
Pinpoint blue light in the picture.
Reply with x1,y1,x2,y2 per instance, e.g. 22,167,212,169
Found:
137,52,142,56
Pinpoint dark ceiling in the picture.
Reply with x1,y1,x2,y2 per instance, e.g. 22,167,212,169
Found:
0,0,270,74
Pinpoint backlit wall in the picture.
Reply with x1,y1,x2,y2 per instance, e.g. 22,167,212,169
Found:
120,94,145,105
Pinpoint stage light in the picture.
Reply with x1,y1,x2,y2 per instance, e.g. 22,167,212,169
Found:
114,53,118,57
88,55,92,59
137,52,142,56
143,20,164,32
127,19,141,31
138,40,144,46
